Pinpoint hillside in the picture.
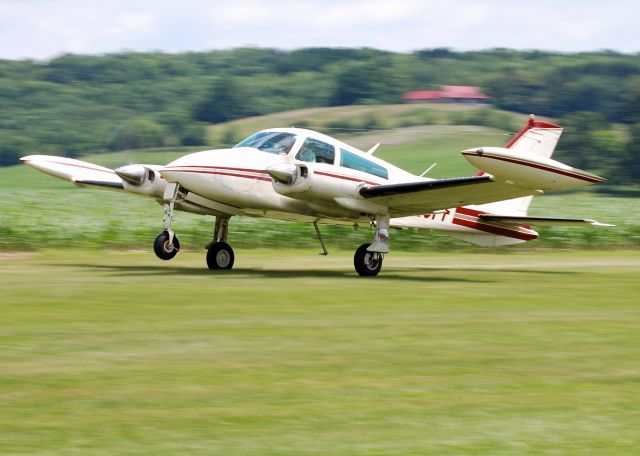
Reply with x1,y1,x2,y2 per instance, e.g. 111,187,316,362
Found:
1,47,639,181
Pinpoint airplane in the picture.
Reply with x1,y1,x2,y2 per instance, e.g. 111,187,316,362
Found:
21,114,613,276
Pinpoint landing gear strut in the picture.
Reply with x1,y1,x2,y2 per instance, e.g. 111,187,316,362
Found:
153,183,183,261
206,215,234,270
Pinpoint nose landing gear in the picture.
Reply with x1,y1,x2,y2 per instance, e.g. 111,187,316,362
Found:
153,183,184,261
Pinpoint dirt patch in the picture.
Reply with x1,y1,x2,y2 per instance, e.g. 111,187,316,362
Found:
0,252,35,260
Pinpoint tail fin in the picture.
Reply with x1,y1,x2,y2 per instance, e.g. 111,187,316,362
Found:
449,116,563,246
473,115,563,216
504,114,563,159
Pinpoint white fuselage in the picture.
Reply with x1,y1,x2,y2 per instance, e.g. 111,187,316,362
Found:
160,128,417,224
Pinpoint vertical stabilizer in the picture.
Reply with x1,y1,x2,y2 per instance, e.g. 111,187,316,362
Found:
504,114,563,158
472,115,563,216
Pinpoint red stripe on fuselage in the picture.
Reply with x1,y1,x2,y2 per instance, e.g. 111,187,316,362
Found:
162,168,272,182
314,170,382,186
165,165,269,174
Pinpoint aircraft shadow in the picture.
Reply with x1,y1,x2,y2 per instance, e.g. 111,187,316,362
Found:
56,262,571,283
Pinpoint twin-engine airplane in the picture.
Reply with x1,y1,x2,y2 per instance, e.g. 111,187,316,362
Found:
22,115,612,276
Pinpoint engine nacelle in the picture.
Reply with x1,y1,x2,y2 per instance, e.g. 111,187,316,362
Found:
115,164,168,197
269,163,313,196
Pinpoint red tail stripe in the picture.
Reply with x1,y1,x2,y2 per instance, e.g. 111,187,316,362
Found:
452,217,538,241
504,118,562,149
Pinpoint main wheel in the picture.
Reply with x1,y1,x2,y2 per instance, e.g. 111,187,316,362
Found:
354,243,383,276
153,231,180,260
207,242,235,270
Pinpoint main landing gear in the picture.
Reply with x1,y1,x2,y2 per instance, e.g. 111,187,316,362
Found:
353,243,383,276
353,214,390,277
206,215,234,270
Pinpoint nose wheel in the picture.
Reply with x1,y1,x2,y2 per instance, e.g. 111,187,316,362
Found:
154,231,180,260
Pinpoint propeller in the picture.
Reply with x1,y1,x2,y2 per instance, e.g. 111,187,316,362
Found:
266,163,297,184
114,164,146,185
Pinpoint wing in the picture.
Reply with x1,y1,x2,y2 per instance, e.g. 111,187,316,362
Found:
21,155,125,191
360,175,539,217
21,154,242,217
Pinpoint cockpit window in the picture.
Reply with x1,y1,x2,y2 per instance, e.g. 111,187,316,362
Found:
340,148,388,179
234,132,297,155
295,137,336,164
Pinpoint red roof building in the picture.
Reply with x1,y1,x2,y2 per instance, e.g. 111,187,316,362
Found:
403,85,490,104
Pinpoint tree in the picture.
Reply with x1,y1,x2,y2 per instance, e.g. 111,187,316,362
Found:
180,123,207,146
0,132,35,166
193,77,252,124
619,122,640,183
555,112,610,172
107,117,166,151
329,59,407,106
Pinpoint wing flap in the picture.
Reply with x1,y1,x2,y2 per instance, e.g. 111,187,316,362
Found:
74,179,125,191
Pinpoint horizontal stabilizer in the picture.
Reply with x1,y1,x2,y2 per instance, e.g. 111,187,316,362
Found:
479,214,615,227
74,179,125,190
462,147,606,191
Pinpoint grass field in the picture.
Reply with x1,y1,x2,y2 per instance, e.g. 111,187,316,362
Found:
1,249,639,455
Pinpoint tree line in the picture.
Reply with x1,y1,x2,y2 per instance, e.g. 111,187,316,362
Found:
0,47,639,182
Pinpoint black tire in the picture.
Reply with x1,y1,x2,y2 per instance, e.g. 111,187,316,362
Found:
207,242,235,270
354,243,383,276
153,231,180,260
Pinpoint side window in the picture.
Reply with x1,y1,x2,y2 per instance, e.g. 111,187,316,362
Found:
295,138,336,164
340,149,388,179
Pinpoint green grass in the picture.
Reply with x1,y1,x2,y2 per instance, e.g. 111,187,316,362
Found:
1,249,639,455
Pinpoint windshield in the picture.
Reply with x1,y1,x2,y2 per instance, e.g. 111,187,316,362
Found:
234,132,297,155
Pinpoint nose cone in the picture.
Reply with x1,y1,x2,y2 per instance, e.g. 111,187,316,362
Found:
266,163,297,184
115,164,146,185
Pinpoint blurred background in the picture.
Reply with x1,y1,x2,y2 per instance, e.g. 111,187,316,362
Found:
1,1,639,251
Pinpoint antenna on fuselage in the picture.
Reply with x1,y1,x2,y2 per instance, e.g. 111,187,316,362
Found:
420,163,438,177
366,143,380,155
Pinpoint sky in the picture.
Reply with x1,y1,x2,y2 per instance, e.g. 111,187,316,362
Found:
0,0,638,60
